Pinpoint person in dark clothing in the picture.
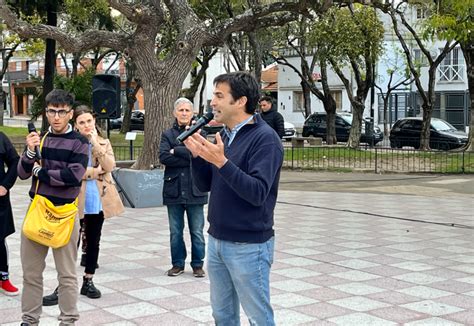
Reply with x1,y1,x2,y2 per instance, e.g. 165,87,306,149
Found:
159,97,208,278
0,132,20,296
183,72,283,325
259,95,284,139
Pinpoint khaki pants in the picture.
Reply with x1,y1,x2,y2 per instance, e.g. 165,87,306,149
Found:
21,218,80,325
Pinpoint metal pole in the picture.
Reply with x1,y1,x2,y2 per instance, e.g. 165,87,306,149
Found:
130,140,133,160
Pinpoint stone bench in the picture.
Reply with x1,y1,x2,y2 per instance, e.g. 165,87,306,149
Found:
291,137,323,147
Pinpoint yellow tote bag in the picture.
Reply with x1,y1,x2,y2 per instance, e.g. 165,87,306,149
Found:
22,133,78,248
23,194,77,248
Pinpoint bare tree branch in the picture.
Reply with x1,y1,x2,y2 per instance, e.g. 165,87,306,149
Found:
109,0,162,25
163,0,200,33
1,42,19,76
0,0,131,52
205,1,310,46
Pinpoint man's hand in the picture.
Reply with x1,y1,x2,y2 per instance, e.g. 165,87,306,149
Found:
0,185,7,196
183,132,227,168
26,131,40,152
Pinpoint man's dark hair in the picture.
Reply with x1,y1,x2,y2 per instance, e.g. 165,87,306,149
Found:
259,96,273,104
214,72,260,114
45,89,75,107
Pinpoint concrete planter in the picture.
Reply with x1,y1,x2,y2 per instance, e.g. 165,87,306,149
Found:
112,168,164,208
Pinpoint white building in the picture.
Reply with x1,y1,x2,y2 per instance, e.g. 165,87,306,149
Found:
275,6,469,131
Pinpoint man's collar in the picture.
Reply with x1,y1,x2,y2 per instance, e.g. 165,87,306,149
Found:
48,124,73,134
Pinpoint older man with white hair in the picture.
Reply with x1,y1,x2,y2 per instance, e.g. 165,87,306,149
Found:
159,98,208,277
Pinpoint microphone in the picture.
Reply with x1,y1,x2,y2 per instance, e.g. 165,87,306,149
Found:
27,122,42,160
176,112,214,143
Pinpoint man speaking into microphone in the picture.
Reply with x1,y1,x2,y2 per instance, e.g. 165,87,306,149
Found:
183,72,283,326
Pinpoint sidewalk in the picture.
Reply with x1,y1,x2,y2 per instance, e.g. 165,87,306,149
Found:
1,173,473,325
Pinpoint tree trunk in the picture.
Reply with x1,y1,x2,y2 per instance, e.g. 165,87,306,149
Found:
247,31,262,84
323,96,337,144
461,42,474,151
420,103,433,150
198,72,207,115
121,61,136,134
301,80,311,119
348,102,364,148
72,52,81,78
133,48,200,170
185,48,215,104
420,66,437,150
41,4,57,132
0,90,5,126
135,78,179,169
383,93,390,137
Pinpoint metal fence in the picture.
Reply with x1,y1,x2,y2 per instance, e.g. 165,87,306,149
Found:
283,146,473,174
12,143,474,174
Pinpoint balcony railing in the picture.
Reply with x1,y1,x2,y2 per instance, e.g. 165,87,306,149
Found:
438,65,465,82
7,70,29,81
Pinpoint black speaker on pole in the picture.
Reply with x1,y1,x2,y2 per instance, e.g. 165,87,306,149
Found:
92,74,121,119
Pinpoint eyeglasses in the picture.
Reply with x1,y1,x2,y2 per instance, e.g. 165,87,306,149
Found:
45,108,72,118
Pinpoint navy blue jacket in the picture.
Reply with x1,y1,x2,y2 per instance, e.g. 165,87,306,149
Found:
159,121,208,206
192,114,283,243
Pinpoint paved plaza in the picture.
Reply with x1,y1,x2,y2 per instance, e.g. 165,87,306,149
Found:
1,172,473,325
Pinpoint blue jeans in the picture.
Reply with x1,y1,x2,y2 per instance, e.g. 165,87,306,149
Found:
208,235,275,326
167,204,205,268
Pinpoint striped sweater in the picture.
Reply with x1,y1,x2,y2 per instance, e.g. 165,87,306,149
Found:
17,129,89,205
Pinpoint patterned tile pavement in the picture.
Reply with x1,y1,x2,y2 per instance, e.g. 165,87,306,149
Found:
1,174,473,325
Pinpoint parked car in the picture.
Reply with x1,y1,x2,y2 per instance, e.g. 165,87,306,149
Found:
109,111,144,131
389,117,468,150
302,112,384,144
283,121,296,140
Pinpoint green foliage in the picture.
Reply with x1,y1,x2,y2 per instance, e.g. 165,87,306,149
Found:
1,23,44,58
8,0,61,23
64,0,113,32
423,0,474,43
54,68,95,106
309,6,385,67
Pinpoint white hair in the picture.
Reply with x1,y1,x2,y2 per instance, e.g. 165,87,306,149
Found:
174,97,193,110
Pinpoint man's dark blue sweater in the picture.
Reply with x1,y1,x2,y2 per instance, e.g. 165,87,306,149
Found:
192,114,283,243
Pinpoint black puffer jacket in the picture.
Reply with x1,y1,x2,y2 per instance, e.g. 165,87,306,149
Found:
260,106,285,139
0,132,19,239
159,121,208,205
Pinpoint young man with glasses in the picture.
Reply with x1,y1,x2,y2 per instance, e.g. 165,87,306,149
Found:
17,89,89,325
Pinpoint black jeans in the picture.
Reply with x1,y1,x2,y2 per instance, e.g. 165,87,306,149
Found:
0,238,8,273
81,212,105,275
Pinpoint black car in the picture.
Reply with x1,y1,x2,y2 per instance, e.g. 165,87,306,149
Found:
389,117,468,150
302,112,384,144
109,111,144,131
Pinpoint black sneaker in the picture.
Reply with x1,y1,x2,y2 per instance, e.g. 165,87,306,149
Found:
192,267,205,278
42,287,58,306
80,277,101,299
167,266,184,277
